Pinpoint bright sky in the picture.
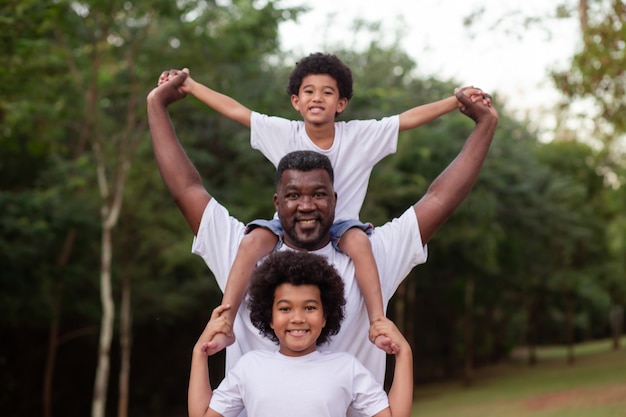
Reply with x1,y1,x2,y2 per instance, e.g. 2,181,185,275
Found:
278,0,581,137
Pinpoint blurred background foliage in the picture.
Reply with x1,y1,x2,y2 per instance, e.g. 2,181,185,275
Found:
1,0,624,416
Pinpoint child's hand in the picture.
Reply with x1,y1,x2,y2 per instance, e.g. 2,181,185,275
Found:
158,68,193,95
455,86,492,111
195,304,234,356
368,317,404,355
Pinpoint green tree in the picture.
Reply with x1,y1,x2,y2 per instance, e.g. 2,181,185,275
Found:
1,1,301,416
552,0,626,147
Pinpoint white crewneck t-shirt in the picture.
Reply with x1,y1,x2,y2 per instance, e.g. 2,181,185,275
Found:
250,112,399,222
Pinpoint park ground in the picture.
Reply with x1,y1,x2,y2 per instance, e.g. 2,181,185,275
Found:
411,337,626,417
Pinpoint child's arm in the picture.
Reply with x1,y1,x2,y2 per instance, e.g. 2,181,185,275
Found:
371,318,413,417
398,86,487,132
209,227,279,352
160,68,252,128
188,305,232,417
339,228,398,354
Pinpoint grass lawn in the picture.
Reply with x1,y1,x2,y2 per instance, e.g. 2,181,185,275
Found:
411,337,626,417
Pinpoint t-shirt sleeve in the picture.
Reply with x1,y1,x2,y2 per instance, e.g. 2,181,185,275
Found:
349,356,390,416
343,116,399,166
250,111,297,167
209,360,246,417
371,207,428,300
191,198,246,292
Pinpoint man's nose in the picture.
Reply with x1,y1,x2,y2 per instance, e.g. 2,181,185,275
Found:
298,195,315,210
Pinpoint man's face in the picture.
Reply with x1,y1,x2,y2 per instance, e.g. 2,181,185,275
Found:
274,168,336,251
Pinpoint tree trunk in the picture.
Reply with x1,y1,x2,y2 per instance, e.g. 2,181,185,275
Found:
393,282,406,331
565,288,575,364
578,0,588,33
43,318,60,417
118,272,132,417
463,277,475,386
43,229,76,417
92,222,115,417
402,278,416,349
526,295,537,366
610,304,623,350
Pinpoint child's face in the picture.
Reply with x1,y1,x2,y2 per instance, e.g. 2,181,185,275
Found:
270,283,326,357
290,74,348,124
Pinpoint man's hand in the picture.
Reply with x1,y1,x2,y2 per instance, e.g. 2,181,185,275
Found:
194,305,234,357
455,87,498,124
147,69,189,107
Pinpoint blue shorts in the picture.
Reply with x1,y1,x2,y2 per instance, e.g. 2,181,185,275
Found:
245,218,372,252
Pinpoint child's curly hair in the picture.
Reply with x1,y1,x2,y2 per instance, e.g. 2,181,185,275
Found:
248,250,346,345
287,52,354,101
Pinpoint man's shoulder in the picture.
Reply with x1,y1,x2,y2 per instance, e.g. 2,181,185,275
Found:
371,208,418,240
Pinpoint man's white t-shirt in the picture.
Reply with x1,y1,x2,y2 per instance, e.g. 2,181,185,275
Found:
209,350,389,417
250,112,399,222
192,198,427,384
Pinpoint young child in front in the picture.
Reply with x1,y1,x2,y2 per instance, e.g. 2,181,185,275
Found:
188,250,414,417
159,53,486,354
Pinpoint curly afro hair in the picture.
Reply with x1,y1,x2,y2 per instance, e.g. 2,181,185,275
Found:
248,250,346,345
286,52,353,101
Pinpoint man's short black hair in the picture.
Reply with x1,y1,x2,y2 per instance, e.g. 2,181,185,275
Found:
287,52,354,101
248,250,346,345
275,150,334,186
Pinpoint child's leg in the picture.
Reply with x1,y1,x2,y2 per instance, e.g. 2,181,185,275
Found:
207,227,278,351
339,228,398,354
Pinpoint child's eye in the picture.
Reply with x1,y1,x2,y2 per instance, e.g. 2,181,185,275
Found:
305,306,317,311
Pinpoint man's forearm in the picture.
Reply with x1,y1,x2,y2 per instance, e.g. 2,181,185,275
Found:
414,113,498,244
147,99,204,201
434,114,498,205
146,94,211,235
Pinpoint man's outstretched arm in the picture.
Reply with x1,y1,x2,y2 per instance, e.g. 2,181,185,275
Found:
414,88,499,245
147,70,211,235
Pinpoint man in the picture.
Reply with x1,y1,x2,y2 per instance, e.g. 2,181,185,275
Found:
147,70,498,384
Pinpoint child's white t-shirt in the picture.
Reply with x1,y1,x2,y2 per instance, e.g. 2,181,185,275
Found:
250,112,399,222
209,350,389,417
